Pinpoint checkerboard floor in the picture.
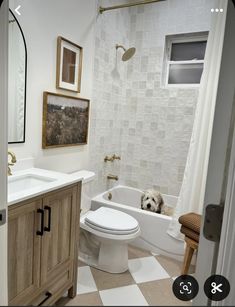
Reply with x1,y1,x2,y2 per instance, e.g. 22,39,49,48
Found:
56,245,194,306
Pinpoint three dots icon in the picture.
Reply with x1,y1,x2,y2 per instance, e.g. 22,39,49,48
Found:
211,8,224,13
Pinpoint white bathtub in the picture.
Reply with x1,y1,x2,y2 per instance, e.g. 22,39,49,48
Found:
91,185,184,260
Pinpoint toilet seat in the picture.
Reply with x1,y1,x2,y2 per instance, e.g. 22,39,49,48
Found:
84,207,140,235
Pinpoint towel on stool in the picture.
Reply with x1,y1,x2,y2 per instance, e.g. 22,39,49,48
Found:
180,226,200,242
178,212,201,243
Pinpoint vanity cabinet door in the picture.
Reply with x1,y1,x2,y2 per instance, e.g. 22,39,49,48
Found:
8,200,42,306
40,185,79,286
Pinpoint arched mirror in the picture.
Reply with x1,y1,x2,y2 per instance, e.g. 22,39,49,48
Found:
8,9,27,143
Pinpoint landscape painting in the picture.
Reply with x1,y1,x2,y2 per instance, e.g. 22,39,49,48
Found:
42,92,89,148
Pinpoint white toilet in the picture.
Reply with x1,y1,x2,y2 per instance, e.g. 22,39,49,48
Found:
80,207,140,273
71,170,140,273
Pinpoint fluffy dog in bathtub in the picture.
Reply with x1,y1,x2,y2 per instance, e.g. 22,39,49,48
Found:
141,189,174,216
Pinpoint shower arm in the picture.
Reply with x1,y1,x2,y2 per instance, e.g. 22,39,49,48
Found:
116,44,126,52
99,0,165,14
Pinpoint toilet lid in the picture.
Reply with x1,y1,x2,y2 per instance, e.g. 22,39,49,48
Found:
85,207,139,234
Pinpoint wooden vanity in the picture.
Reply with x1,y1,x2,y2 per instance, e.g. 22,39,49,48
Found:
8,181,81,306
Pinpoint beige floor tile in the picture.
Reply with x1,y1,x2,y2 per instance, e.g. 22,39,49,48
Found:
128,244,152,259
155,255,182,277
55,297,69,306
138,278,192,306
55,292,103,306
156,255,195,277
90,267,135,291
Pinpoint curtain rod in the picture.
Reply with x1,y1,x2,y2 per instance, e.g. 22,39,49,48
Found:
99,0,165,14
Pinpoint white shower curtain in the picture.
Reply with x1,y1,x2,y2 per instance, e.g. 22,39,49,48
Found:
167,0,228,240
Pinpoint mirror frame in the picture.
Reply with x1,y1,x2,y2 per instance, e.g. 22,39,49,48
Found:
8,9,27,144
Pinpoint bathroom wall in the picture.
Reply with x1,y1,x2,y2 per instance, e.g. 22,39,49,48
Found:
91,0,216,196
89,0,131,194
120,0,215,195
9,0,97,173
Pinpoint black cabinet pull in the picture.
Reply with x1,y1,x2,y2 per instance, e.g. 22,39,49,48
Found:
36,209,44,236
38,291,52,306
44,206,51,232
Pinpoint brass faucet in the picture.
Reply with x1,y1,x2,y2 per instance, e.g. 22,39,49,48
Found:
112,154,121,161
104,155,114,162
8,151,17,176
104,154,121,162
107,174,119,181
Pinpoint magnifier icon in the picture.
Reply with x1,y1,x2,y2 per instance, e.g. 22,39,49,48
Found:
179,282,191,294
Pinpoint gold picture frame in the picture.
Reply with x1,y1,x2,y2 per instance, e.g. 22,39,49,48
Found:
42,92,90,149
56,36,83,93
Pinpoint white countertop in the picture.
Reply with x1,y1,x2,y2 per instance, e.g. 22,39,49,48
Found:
8,168,84,206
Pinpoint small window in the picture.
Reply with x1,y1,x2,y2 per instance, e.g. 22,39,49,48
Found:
163,32,208,87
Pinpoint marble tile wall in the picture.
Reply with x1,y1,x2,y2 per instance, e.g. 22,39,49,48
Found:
89,0,130,195
89,0,215,196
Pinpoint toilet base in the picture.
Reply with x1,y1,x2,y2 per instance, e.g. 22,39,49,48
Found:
98,239,128,273
79,240,129,273
79,229,133,273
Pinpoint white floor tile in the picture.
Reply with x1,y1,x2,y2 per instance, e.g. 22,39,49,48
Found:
99,284,148,306
128,256,170,283
77,266,97,295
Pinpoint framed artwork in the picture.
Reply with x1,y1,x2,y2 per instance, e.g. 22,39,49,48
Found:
56,36,83,93
42,92,90,149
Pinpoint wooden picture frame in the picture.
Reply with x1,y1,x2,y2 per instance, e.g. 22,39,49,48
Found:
56,36,83,93
42,92,89,149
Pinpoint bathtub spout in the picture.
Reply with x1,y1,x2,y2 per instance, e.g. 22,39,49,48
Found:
107,174,119,181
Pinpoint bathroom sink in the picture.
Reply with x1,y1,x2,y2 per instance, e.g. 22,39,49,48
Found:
8,174,56,195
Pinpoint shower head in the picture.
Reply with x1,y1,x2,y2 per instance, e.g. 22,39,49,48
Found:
116,44,136,61
122,47,136,61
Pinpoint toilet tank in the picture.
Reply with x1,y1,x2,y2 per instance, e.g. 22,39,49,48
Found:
70,170,95,215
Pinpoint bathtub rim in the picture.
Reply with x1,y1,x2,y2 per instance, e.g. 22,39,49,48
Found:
91,185,176,221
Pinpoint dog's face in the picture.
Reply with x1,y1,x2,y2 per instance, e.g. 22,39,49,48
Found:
141,190,164,213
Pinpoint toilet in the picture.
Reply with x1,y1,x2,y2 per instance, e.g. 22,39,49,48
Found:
70,170,140,273
80,207,140,273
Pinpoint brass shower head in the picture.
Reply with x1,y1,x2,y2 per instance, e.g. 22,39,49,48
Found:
116,44,136,61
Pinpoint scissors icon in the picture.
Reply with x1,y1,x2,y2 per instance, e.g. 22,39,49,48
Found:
211,282,223,294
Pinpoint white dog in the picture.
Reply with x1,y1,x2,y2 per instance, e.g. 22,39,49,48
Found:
141,189,173,216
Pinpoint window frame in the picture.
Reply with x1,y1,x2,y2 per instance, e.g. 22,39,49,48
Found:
162,31,209,88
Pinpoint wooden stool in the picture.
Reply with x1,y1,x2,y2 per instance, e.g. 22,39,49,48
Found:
182,236,198,275
178,212,201,275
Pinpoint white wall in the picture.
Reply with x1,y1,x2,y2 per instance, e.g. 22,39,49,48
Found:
9,0,97,173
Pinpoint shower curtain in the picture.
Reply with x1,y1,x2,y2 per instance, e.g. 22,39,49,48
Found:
167,0,228,240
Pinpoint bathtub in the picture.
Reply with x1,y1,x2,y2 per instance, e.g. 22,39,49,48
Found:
91,185,184,260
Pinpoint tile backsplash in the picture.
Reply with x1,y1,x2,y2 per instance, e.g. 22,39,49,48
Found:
89,0,215,196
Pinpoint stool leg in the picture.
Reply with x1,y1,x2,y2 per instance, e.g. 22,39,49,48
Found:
181,242,194,275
